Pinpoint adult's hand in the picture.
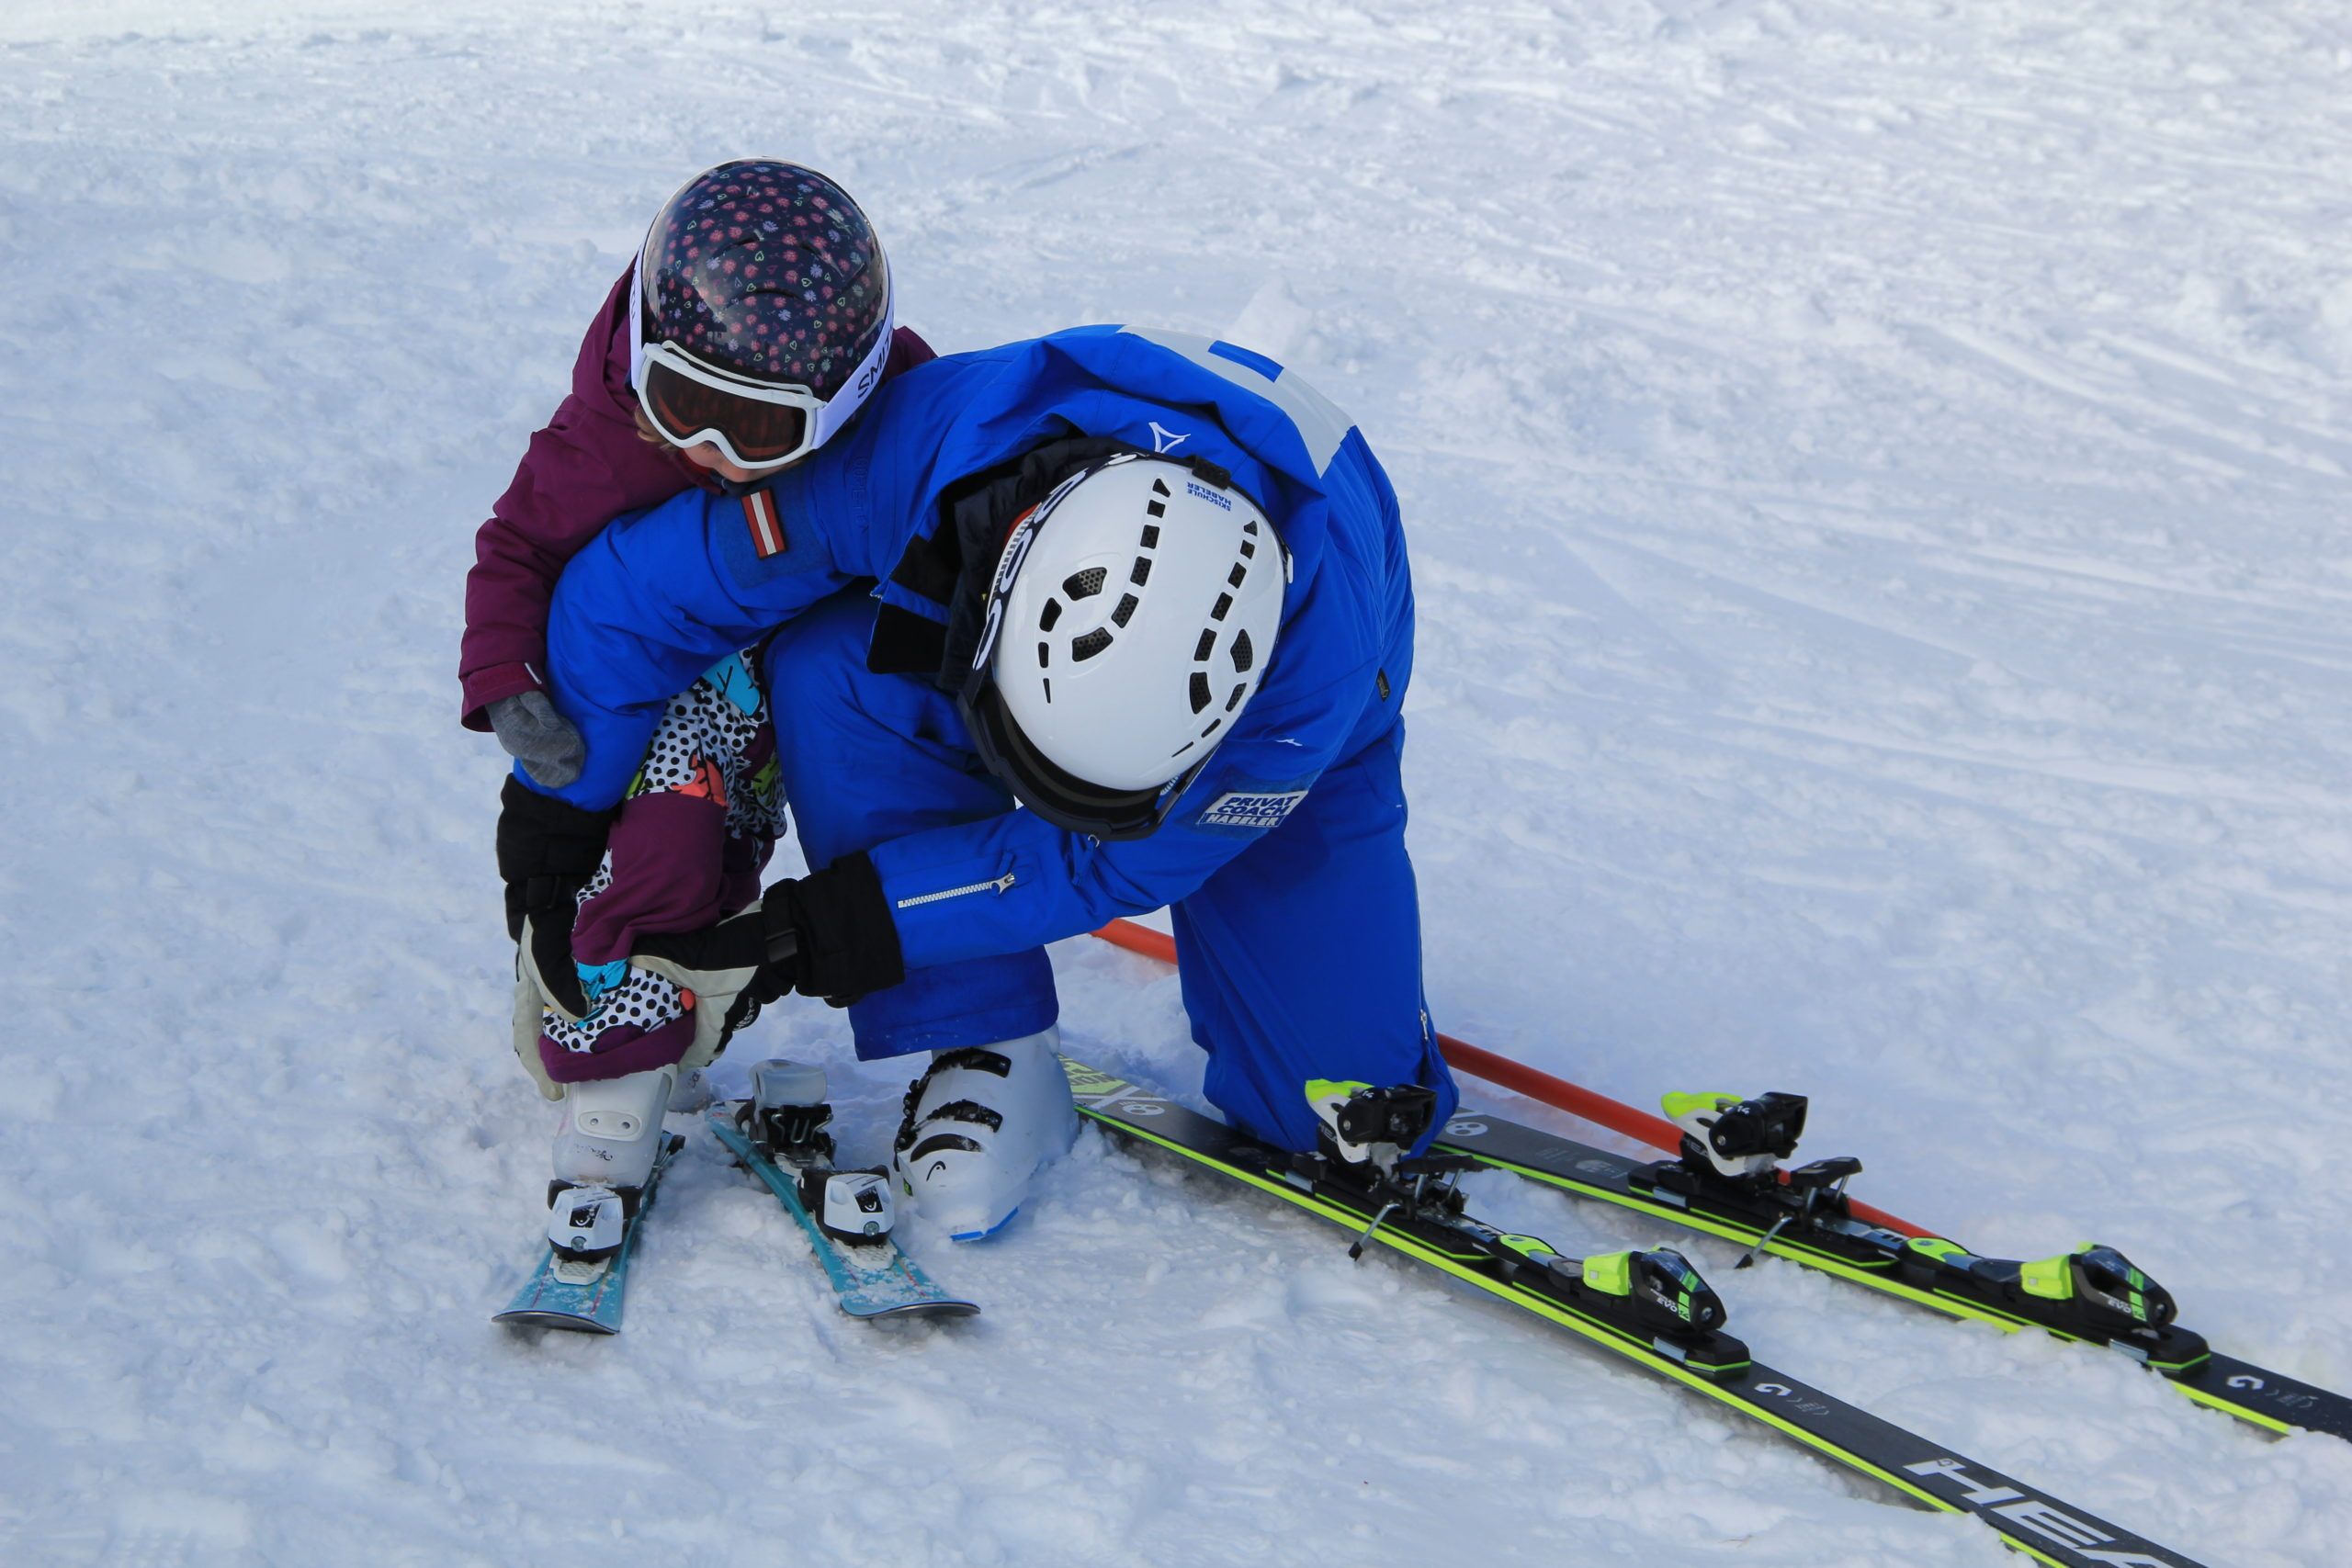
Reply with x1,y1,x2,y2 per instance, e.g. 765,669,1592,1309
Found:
634,852,905,1010
496,774,615,1021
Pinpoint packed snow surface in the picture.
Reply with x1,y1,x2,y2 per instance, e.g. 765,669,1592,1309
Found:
5,1,2350,1563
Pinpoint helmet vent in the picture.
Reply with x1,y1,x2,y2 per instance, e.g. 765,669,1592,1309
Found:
1193,629,1216,662
1039,598,1063,632
1073,629,1114,661
1036,641,1050,669
1227,563,1248,589
1190,672,1212,714
1230,630,1253,672
1226,682,1247,711
1243,519,1259,536
1212,592,1232,622
1130,558,1152,586
1112,593,1139,628
1151,478,1172,497
1239,540,1256,559
1141,525,1160,548
1147,500,1168,519
1064,569,1106,600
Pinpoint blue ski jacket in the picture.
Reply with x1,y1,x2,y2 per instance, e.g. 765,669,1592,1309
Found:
533,325,1416,971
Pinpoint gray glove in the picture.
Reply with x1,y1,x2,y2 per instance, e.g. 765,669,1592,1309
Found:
488,690,585,789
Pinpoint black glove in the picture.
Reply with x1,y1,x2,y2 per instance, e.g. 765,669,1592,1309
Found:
635,852,905,1010
765,852,906,1004
495,776,616,1014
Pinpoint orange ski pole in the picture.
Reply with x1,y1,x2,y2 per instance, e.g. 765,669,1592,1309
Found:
1088,918,1928,1237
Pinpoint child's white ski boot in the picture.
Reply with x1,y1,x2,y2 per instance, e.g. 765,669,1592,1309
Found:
547,1066,675,1261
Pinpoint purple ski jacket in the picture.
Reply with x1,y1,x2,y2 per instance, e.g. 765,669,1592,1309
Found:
458,265,935,728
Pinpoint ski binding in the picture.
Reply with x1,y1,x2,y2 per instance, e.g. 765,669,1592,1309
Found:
708,1059,978,1320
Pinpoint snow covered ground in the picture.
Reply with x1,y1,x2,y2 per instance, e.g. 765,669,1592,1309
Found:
5,0,2350,1562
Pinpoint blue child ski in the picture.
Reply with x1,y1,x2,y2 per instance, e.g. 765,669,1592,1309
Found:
494,1132,685,1335
707,1059,978,1321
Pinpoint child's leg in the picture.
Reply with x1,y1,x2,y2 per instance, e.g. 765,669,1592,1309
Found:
533,648,781,1088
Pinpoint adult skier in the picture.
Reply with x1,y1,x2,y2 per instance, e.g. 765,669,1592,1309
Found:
504,326,1454,1239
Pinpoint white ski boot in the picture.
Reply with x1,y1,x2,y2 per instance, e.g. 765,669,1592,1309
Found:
890,1028,1076,1241
547,1066,675,1261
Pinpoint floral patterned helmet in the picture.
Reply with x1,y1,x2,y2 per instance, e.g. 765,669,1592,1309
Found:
629,160,895,470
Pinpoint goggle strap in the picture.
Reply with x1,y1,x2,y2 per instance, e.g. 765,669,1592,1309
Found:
627,254,645,394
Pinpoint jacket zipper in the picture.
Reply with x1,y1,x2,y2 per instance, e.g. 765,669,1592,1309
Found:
895,871,1017,910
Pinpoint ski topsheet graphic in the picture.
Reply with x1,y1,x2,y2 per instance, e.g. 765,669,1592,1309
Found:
1062,1056,2208,1568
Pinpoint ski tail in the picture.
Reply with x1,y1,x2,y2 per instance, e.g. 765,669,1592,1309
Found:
494,1134,684,1335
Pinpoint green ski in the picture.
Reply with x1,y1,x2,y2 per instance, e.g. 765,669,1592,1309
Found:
1065,1057,2207,1568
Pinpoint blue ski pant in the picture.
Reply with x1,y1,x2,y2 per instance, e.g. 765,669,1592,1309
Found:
760,592,1455,1154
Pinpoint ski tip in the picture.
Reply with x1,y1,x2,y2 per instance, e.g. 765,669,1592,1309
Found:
492,1309,621,1336
847,1299,984,1320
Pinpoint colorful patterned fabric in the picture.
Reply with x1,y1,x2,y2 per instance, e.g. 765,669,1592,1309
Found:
537,649,780,1082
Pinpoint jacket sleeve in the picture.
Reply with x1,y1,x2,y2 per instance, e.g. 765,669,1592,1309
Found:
868,604,1380,969
459,268,697,728
523,358,976,808
531,484,856,809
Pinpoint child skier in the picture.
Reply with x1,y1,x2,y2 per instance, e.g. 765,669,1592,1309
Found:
462,156,927,772
468,160,932,1246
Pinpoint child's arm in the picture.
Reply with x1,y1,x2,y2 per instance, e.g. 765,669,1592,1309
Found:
459,267,702,731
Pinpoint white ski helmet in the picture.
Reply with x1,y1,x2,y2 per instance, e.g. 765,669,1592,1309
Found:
961,453,1286,839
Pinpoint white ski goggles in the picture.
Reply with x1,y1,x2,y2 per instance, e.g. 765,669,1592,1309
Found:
628,265,893,471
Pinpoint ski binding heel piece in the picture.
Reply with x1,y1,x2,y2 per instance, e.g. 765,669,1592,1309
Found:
1307,1079,1437,1172
1664,1090,1808,1181
1784,1154,1862,1193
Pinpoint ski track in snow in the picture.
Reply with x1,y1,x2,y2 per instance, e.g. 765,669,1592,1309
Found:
4,1,2350,1562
